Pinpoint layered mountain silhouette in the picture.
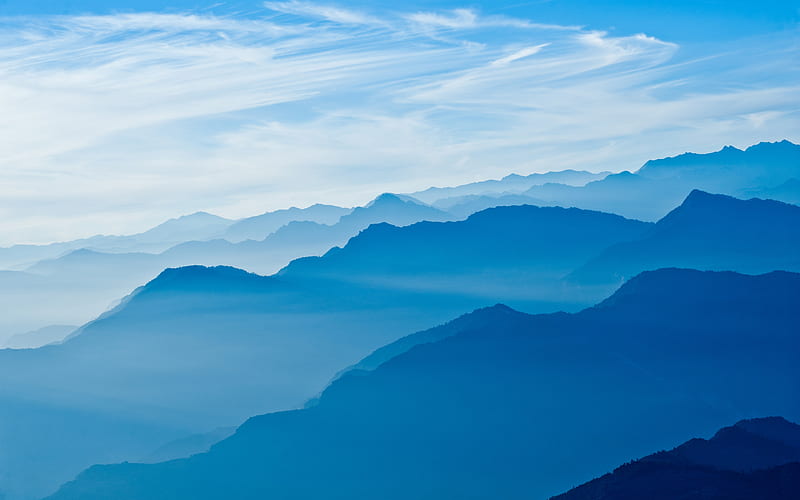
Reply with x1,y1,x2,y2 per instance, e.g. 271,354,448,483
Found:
222,204,351,242
400,142,800,222
47,269,800,500
0,194,449,341
408,170,608,205
449,141,800,221
3,324,76,349
0,212,234,270
2,141,797,341
570,190,800,284
0,204,649,499
552,417,800,500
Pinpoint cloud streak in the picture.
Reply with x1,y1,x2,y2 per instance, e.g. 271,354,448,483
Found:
0,4,797,244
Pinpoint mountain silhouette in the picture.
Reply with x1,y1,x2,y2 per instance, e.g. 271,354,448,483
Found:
524,141,800,220
3,324,76,349
0,194,452,342
432,193,548,218
223,204,351,242
0,212,235,271
47,269,800,500
570,190,800,284
0,204,649,499
408,170,608,205
551,417,800,500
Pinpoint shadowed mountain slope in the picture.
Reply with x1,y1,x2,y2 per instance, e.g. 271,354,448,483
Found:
48,269,800,500
570,190,800,285
552,417,800,500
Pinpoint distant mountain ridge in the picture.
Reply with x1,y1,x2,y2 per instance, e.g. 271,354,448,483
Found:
409,169,609,204
570,190,800,284
0,194,448,342
223,204,352,242
393,141,800,222
0,202,651,499
522,140,800,220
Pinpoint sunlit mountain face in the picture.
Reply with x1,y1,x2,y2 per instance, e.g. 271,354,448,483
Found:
0,1,797,499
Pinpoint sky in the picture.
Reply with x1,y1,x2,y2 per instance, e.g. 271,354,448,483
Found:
0,1,798,244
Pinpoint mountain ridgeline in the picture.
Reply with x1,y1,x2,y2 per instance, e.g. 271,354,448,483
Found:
47,269,800,500
552,417,800,500
0,203,651,499
0,141,795,500
0,141,797,344
1,188,799,499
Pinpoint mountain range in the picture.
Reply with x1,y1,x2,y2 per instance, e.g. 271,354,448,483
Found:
46,268,800,500
421,140,800,221
0,202,650,499
0,141,797,345
1,187,798,496
0,141,796,499
0,194,446,345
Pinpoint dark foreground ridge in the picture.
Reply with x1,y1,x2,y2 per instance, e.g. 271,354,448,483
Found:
552,417,800,500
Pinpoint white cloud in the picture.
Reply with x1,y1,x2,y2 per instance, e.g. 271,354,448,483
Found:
263,1,384,26
490,44,550,66
403,8,578,31
0,5,797,245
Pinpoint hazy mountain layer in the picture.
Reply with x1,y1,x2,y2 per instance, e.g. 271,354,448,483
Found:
48,269,800,500
570,190,800,285
0,203,649,499
0,194,449,341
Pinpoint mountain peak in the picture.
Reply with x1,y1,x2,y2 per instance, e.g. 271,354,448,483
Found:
141,265,268,294
682,188,726,203
660,190,799,227
367,193,419,207
594,268,800,311
746,139,799,152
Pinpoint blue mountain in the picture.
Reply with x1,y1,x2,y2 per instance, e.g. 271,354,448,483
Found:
47,269,800,500
570,190,800,285
524,141,800,220
0,211,235,271
0,194,451,342
552,417,800,500
408,170,608,205
0,203,649,499
223,204,352,242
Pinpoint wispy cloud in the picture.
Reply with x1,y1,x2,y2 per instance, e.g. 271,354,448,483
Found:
0,3,796,244
263,1,384,26
404,8,579,31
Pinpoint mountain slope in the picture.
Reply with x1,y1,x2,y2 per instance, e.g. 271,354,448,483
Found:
570,190,800,284
48,269,800,500
551,417,800,500
0,204,650,499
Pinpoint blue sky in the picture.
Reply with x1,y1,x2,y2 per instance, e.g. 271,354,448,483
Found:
0,1,798,243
